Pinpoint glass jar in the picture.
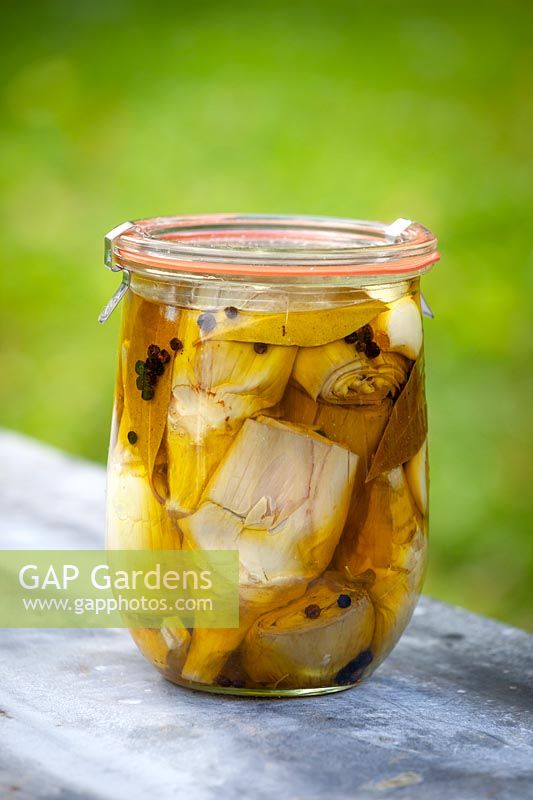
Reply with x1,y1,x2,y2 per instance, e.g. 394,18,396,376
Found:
103,214,439,696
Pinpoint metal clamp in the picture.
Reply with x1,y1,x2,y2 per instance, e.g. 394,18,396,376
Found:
99,221,137,323
98,270,130,324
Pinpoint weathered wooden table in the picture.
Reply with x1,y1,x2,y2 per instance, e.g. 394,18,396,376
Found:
0,430,532,800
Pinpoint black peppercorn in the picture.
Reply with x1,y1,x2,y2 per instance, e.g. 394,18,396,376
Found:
359,324,373,343
224,306,239,319
253,342,268,354
344,331,358,344
135,360,145,375
337,594,352,609
197,312,217,334
335,649,374,686
136,376,144,390
158,349,171,364
147,344,160,358
304,603,321,619
366,341,381,359
141,387,154,401
169,337,183,352
127,430,138,445
355,340,367,353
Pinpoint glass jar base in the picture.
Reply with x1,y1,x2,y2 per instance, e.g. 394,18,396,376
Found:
161,671,360,698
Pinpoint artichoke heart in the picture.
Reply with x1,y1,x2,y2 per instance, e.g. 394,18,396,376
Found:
178,416,358,683
130,626,191,673
404,438,429,515
336,466,426,662
197,416,358,581
106,443,180,551
374,296,423,360
242,572,375,689
365,282,410,304
200,299,386,347
292,339,410,405
369,536,426,664
166,425,234,517
166,309,297,514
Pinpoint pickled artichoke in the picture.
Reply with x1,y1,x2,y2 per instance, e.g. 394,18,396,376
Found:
166,309,297,514
292,339,409,405
192,417,358,581
166,427,233,517
107,441,180,551
336,466,426,661
130,626,191,674
179,416,359,683
242,572,375,689
369,536,425,664
404,438,429,515
374,296,423,360
366,282,410,304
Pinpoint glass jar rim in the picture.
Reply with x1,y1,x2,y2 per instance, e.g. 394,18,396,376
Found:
105,213,439,280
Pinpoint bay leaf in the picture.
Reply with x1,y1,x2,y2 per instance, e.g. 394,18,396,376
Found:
366,357,427,482
202,300,387,347
122,291,181,499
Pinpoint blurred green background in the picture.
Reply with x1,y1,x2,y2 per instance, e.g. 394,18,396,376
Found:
1,0,532,628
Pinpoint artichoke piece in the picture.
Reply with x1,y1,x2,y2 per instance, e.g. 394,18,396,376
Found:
118,291,179,500
171,309,297,429
292,338,410,405
106,444,180,551
336,466,426,662
366,358,427,482
369,538,426,663
130,626,191,674
178,603,300,688
365,282,410,304
179,417,358,683
166,310,297,514
374,296,423,360
242,572,375,689
404,438,429,515
337,466,420,574
200,300,386,347
179,504,309,684
202,417,358,571
166,426,234,517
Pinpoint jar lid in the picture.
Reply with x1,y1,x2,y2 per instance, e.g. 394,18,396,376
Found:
104,214,439,280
